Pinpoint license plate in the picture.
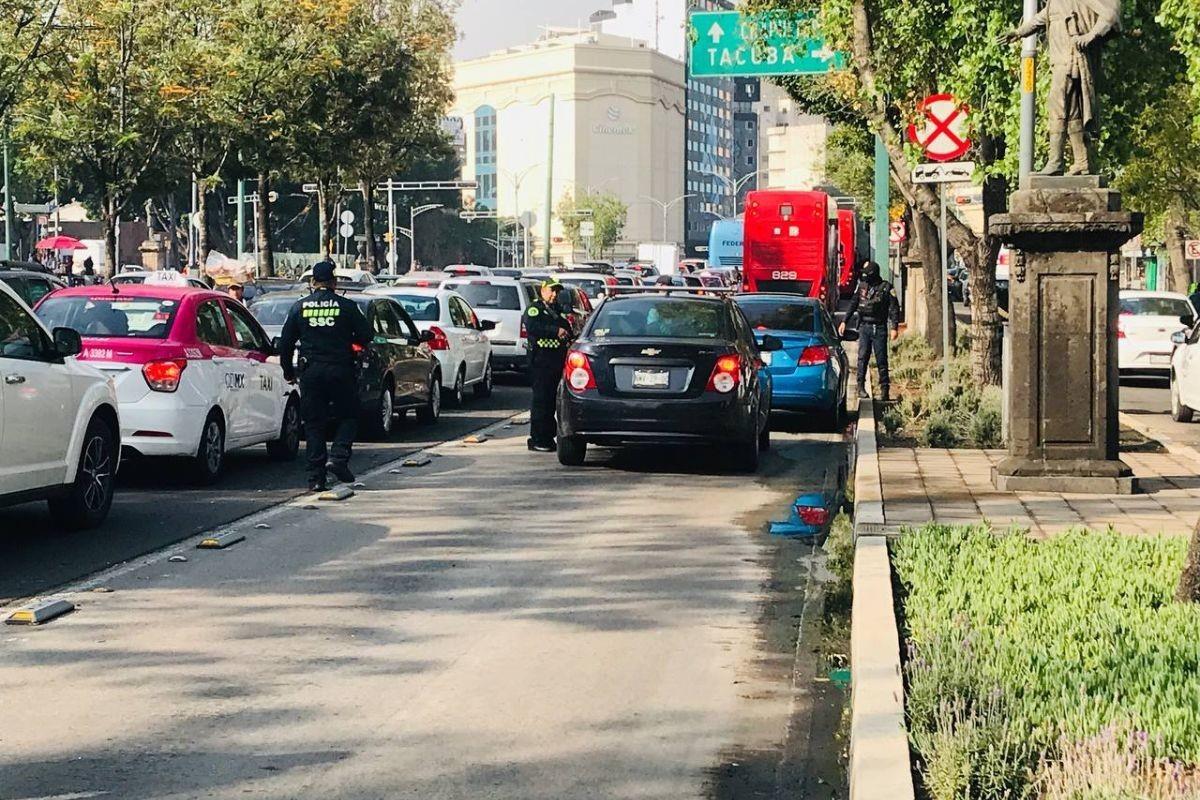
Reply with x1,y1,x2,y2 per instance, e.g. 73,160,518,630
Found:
633,369,671,388
1152,355,1171,365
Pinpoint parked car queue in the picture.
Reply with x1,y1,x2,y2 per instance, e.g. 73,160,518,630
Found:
0,269,551,530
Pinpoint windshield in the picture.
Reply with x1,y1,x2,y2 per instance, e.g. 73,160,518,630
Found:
444,282,521,311
389,294,440,321
589,298,728,340
38,295,181,339
737,299,818,332
249,298,298,327
560,278,607,297
1120,296,1193,317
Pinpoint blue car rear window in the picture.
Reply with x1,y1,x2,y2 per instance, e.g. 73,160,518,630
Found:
737,300,818,332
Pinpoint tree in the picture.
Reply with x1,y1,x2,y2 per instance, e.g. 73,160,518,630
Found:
1179,520,1200,603
747,0,1182,385
557,191,628,259
16,0,182,274
0,0,64,120
1116,83,1200,293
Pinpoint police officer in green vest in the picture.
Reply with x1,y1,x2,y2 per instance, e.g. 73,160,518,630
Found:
525,278,573,452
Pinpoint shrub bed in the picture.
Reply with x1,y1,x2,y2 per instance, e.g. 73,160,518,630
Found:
877,335,1003,449
894,525,1200,800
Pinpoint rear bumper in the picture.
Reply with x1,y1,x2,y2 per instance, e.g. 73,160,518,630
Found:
770,367,838,410
1119,341,1173,372
119,396,209,457
558,388,755,444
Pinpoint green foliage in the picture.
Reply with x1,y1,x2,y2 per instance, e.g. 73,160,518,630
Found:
895,526,1200,800
557,191,628,258
0,0,63,119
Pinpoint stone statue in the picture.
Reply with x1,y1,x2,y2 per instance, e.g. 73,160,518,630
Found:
1002,0,1121,176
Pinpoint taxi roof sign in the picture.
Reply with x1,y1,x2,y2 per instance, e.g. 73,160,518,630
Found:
143,270,193,288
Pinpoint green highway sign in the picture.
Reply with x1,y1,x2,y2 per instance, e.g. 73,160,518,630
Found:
688,11,844,78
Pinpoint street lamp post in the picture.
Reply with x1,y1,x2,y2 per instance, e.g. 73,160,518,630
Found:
702,170,761,217
409,204,443,271
640,194,695,244
500,165,541,268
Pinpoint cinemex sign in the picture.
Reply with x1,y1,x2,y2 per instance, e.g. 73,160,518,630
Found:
594,105,635,137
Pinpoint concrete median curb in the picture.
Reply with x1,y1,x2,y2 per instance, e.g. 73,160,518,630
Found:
848,388,915,800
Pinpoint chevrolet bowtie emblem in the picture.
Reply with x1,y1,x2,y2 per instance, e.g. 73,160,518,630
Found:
641,348,662,356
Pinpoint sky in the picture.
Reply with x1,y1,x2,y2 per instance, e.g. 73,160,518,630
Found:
453,0,603,60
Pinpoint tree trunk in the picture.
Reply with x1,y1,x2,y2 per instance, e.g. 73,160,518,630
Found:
1177,518,1200,602
963,142,1006,387
360,179,379,273
166,193,179,271
103,195,118,278
197,185,210,269
914,210,950,357
1164,199,1192,293
256,172,274,277
317,175,337,258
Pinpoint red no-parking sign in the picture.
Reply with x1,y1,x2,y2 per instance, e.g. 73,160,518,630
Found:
907,94,972,163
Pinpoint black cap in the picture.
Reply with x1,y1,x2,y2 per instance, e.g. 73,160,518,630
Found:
312,260,336,283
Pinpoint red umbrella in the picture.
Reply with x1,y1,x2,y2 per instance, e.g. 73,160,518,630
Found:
35,235,87,251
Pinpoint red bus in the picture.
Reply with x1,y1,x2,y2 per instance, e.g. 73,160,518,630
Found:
837,209,866,298
742,190,839,311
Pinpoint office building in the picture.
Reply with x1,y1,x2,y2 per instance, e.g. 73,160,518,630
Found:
448,29,686,263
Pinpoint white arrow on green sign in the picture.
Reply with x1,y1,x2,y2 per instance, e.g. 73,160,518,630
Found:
688,10,845,78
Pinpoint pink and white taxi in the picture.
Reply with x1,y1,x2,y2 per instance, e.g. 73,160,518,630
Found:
36,277,300,483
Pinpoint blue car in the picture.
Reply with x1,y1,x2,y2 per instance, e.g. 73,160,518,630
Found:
735,293,853,430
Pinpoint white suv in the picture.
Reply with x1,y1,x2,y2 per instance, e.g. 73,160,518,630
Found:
442,277,538,374
0,280,121,528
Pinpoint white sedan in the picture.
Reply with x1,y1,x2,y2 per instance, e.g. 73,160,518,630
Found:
1119,290,1195,375
366,286,493,404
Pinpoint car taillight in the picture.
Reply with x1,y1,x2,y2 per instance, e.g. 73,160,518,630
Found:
520,316,528,340
707,354,741,394
427,326,450,351
795,505,830,526
564,350,597,392
798,345,832,366
1117,321,1126,339
351,342,365,355
143,359,187,393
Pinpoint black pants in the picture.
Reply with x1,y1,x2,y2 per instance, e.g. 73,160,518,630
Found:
529,358,563,446
856,321,890,391
299,362,358,481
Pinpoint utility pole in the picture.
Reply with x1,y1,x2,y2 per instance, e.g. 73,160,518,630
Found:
236,179,246,260
1018,0,1038,186
409,204,443,272
2,129,12,261
543,93,555,266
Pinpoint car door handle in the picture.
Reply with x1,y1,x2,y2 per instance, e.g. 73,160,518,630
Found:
4,374,26,385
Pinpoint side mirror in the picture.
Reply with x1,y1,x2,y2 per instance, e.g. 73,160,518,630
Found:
841,329,861,343
1181,314,1195,328
760,334,785,352
479,319,497,332
53,327,82,357
419,329,437,343
1172,330,1188,346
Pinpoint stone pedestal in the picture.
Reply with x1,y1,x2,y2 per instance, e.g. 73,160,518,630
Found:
990,176,1143,494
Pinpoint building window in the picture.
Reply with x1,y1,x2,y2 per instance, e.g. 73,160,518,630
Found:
474,105,497,210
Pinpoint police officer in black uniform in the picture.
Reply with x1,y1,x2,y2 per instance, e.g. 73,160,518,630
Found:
278,260,372,491
841,260,900,402
525,278,573,452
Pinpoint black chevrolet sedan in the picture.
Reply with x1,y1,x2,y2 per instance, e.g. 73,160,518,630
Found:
556,290,780,472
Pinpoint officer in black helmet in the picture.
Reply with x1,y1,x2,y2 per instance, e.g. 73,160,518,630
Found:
524,278,573,452
278,260,372,491
841,260,900,402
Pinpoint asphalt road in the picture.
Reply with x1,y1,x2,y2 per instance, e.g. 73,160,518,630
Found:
0,382,530,606
0,416,850,799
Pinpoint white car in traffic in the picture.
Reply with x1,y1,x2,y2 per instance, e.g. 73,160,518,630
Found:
1118,291,1195,375
441,277,538,374
366,285,494,404
0,279,121,528
300,267,376,285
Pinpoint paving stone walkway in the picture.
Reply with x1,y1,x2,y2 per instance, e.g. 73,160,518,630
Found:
878,448,1200,537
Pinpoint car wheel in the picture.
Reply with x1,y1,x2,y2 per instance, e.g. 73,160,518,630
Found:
417,372,442,424
191,412,225,485
47,416,117,530
1172,373,1194,423
365,381,396,439
473,359,494,398
445,365,466,407
557,435,587,466
758,419,771,451
267,397,302,460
